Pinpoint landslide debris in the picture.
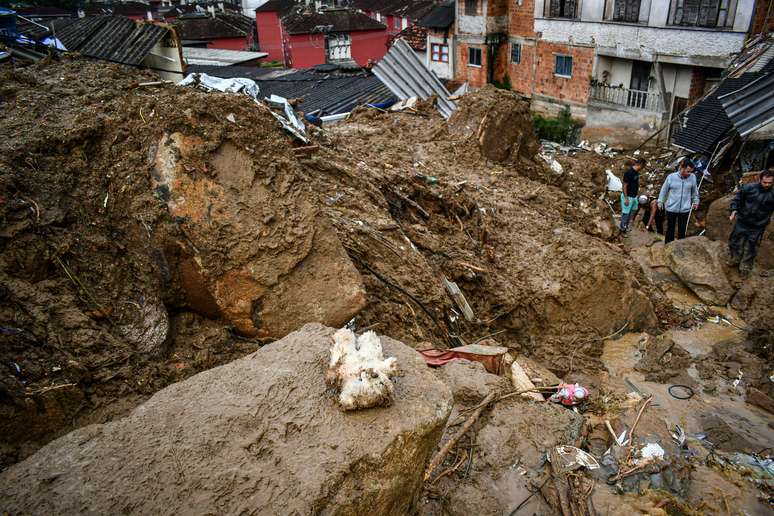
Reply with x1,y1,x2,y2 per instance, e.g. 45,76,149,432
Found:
0,324,453,514
1,60,658,469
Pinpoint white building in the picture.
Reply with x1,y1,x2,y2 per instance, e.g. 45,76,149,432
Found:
531,0,757,143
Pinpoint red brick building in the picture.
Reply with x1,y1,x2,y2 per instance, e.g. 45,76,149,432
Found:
255,3,388,68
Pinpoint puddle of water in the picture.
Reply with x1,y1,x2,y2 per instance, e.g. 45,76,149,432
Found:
669,321,747,358
601,332,647,377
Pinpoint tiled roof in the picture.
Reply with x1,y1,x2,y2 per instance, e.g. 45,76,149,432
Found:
391,24,426,51
351,0,436,20
255,0,301,16
174,12,253,39
417,1,454,28
283,10,386,34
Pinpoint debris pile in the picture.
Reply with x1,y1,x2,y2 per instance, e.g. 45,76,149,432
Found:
2,58,772,515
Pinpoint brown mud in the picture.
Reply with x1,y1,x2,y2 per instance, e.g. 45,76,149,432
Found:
1,58,772,514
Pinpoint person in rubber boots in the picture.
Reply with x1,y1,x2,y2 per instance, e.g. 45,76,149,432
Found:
619,158,647,233
727,169,774,276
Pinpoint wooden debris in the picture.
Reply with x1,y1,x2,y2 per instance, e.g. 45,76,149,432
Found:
291,144,320,156
443,277,474,322
510,361,545,402
424,391,496,482
746,387,774,415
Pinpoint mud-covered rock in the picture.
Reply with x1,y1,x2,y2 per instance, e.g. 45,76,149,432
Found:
634,335,692,383
0,324,453,515
705,194,774,269
153,134,367,338
436,359,510,403
662,237,734,305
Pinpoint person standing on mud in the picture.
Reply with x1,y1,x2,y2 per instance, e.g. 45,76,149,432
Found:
727,169,774,276
619,158,647,233
658,159,699,244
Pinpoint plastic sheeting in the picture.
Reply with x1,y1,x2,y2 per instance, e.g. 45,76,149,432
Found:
178,73,260,101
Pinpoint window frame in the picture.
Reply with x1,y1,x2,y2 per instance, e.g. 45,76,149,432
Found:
554,54,573,78
511,42,521,64
468,46,482,67
431,43,450,63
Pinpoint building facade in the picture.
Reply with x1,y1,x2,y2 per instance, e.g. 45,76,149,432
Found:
418,1,456,80
255,4,388,67
448,0,760,145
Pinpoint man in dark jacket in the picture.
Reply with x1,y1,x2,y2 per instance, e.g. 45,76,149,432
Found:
727,169,774,276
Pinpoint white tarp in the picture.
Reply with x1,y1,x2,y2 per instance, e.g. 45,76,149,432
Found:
178,73,260,101
606,169,623,192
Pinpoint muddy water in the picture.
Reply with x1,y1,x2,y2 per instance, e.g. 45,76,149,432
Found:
602,326,774,453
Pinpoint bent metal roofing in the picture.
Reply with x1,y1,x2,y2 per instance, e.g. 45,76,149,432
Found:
187,65,394,115
50,16,170,66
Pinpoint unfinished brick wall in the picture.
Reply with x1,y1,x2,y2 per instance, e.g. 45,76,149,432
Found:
509,0,536,37
456,42,488,87
688,67,706,104
508,40,536,96
488,0,509,17
532,41,592,104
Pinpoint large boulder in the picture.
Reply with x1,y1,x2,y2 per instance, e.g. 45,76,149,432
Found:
153,134,367,338
662,237,735,305
705,194,774,269
0,324,453,515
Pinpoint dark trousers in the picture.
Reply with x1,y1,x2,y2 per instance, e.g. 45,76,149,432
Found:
728,223,763,271
665,211,689,244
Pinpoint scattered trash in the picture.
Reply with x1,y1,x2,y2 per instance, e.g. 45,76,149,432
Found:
420,344,509,375
606,169,623,192
670,425,687,447
178,73,260,101
549,383,589,406
635,442,665,465
554,445,600,471
539,153,564,175
668,384,694,400
414,173,438,184
266,94,308,143
226,113,236,124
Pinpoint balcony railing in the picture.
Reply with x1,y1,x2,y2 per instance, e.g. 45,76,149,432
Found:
589,84,662,111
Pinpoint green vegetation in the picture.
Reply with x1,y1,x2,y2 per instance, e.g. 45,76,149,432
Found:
533,106,581,144
493,74,512,91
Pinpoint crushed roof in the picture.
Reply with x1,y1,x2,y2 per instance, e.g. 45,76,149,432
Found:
417,1,454,28
28,16,172,66
390,24,427,51
187,65,394,115
282,10,386,34
672,35,774,152
174,12,253,40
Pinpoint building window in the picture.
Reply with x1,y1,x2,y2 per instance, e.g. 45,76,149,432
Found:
511,42,521,63
468,46,482,66
547,0,578,18
393,16,401,28
326,33,352,61
612,0,641,21
554,55,572,77
464,0,478,15
431,43,450,62
668,0,735,27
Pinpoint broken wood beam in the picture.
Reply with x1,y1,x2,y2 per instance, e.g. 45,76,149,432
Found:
291,144,320,156
746,387,774,415
443,277,474,322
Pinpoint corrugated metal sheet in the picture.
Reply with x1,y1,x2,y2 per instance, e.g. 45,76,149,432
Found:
671,77,751,153
373,38,455,118
41,16,169,66
718,72,774,137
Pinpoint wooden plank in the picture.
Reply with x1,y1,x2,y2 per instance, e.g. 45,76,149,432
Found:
443,277,474,322
746,387,774,415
